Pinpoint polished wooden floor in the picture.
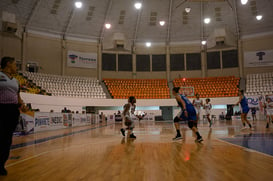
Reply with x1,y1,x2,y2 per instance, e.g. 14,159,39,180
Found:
1,119,273,181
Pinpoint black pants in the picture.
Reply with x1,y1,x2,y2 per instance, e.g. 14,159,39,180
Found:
0,104,20,169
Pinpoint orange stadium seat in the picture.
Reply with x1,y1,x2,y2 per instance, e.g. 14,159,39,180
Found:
103,78,170,99
172,76,240,98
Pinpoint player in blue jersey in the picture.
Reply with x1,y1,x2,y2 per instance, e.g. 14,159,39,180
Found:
234,90,253,130
172,87,203,142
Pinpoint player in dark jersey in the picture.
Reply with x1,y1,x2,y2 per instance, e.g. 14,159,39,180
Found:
234,90,253,130
172,87,203,142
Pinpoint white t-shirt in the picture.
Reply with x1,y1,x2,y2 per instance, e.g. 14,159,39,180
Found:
193,99,202,109
265,102,273,115
204,103,212,115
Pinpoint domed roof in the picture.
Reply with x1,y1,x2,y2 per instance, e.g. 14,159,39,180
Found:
1,0,272,46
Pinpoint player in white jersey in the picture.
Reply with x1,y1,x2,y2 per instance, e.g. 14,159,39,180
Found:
120,96,137,139
192,93,203,122
203,98,212,127
264,97,273,128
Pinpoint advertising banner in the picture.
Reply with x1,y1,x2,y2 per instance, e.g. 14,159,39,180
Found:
63,113,73,127
72,114,81,126
67,50,97,69
15,111,35,135
50,113,64,129
244,49,273,67
34,112,50,132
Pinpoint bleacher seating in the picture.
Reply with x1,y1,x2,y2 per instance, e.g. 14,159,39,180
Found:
104,78,170,99
246,72,273,96
173,76,240,98
14,73,47,95
22,72,106,98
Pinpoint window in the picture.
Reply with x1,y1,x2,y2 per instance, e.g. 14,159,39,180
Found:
118,54,132,71
136,55,150,71
152,54,166,71
186,53,201,70
170,54,184,71
207,51,220,69
102,53,116,71
222,50,238,68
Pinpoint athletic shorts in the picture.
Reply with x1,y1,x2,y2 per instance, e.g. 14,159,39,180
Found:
266,109,273,116
124,115,134,129
188,120,198,129
178,110,196,121
205,110,211,115
195,108,201,115
242,107,249,114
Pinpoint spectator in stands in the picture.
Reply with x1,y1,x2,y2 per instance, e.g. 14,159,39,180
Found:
0,57,28,176
61,107,68,113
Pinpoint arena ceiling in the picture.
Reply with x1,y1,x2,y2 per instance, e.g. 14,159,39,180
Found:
1,0,273,47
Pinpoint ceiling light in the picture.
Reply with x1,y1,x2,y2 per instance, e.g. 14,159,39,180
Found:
159,21,165,26
241,0,248,5
256,15,263,20
75,1,82,8
134,2,142,10
204,18,211,24
185,7,191,13
146,42,151,47
201,40,207,45
105,23,111,29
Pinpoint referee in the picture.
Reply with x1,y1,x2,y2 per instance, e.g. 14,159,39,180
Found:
0,57,28,176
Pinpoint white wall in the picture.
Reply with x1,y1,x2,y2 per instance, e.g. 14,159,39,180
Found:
21,92,239,112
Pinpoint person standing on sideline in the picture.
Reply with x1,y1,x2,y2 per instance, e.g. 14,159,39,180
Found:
264,97,273,128
203,98,212,127
251,108,257,124
0,57,28,176
234,90,253,130
192,93,203,122
172,87,203,142
120,96,137,139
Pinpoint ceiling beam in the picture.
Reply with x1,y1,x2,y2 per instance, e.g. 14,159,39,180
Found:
231,0,240,39
99,0,113,43
166,0,173,44
24,0,42,30
175,0,187,9
200,1,204,40
62,9,75,39
132,0,144,46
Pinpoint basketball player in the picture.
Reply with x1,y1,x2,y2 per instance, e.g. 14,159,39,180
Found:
234,90,253,130
192,93,203,122
251,108,257,124
203,98,212,127
172,87,203,142
120,96,137,139
264,97,273,128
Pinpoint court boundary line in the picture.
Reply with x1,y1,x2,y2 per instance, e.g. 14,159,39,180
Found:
216,138,273,159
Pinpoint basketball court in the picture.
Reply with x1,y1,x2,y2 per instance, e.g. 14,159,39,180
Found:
2,120,273,181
